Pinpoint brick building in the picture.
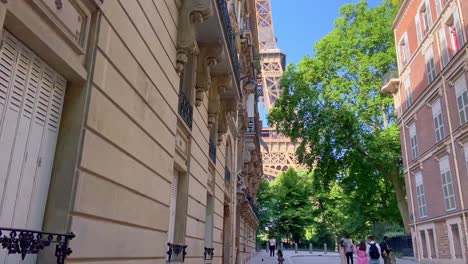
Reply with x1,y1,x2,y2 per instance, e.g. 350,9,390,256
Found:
383,0,468,263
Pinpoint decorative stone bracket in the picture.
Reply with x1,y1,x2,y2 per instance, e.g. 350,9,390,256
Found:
176,0,213,74
208,75,232,129
195,44,225,106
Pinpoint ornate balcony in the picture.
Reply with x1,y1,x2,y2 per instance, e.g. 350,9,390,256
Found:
167,243,187,263
178,92,193,129
204,247,214,260
209,139,217,164
217,0,241,89
0,227,75,264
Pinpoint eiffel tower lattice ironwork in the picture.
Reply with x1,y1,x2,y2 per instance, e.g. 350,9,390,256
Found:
255,0,307,180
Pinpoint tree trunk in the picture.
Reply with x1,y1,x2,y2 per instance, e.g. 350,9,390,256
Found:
388,171,410,233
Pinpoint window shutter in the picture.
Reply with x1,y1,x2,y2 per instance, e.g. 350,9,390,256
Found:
453,11,465,48
435,0,442,16
425,0,433,27
416,14,423,43
168,170,179,243
439,27,449,66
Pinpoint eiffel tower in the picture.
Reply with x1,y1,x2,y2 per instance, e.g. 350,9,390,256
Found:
255,0,307,180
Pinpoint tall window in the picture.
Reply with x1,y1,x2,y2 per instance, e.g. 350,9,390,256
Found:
409,123,419,159
439,156,456,211
421,0,433,34
416,13,423,44
399,33,411,66
435,0,444,17
415,172,427,218
455,75,468,125
449,11,465,53
439,27,450,66
404,77,412,108
425,47,436,83
432,99,445,142
464,143,468,172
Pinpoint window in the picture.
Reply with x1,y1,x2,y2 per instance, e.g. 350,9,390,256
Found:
404,77,412,108
439,156,456,211
399,33,411,66
439,27,450,66
432,99,445,142
415,172,427,217
455,75,468,125
435,0,445,17
449,11,465,53
416,13,423,44
409,123,419,159
464,143,468,171
425,47,436,83
421,0,433,34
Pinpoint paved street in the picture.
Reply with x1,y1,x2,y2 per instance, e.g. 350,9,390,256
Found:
248,251,419,264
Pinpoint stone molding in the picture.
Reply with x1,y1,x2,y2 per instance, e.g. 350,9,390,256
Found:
176,0,212,74
195,43,225,106
208,75,232,128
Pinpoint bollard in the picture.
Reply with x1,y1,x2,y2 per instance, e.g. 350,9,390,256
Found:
295,243,298,253
324,243,327,254
309,243,313,254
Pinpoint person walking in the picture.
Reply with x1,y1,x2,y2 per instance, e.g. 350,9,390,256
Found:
343,235,355,264
340,237,347,264
356,240,369,264
366,236,381,264
269,238,276,257
380,236,396,264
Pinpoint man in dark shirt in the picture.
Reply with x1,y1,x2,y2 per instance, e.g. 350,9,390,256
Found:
380,236,396,264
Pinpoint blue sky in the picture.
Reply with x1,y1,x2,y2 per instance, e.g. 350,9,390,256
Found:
259,0,382,126
270,0,382,64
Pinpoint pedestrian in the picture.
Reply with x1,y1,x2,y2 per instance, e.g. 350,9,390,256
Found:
277,249,284,264
366,236,381,264
269,237,276,257
356,240,369,264
340,237,347,264
380,236,396,264
343,234,355,264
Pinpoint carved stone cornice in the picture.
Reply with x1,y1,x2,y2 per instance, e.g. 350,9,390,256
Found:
208,75,232,128
195,43,225,106
176,0,212,74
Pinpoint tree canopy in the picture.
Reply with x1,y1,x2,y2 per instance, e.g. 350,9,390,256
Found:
267,0,409,232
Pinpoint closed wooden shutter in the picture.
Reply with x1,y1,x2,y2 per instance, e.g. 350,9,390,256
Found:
0,31,66,264
167,170,178,244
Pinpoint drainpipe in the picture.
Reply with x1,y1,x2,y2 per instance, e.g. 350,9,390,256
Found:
442,71,468,261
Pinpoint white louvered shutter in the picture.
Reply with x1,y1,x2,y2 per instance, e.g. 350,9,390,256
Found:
168,170,179,244
0,31,66,264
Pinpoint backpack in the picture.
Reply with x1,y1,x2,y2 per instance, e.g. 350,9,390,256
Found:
369,243,380,259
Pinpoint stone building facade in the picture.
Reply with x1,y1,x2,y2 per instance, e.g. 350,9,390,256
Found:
0,0,262,264
383,0,468,263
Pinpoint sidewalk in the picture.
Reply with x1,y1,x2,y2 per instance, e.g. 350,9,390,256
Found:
248,250,419,264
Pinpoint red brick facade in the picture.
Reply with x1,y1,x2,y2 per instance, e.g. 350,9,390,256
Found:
384,0,468,263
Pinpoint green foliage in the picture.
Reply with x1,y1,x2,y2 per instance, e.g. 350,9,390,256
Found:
267,0,409,237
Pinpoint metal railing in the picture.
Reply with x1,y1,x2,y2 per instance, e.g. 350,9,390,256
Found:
209,139,216,164
0,227,75,264
217,0,241,89
178,92,193,129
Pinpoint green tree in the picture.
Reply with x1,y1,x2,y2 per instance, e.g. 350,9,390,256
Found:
268,0,409,232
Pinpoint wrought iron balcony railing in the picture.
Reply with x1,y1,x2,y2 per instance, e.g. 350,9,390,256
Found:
0,227,75,264
209,139,217,164
217,0,241,89
225,168,231,183
167,243,187,263
204,247,214,260
178,92,193,129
